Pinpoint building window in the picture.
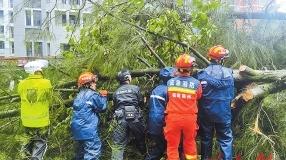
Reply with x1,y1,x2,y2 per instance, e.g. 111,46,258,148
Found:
62,0,67,4
55,11,68,26
0,25,4,34
0,0,3,8
46,12,50,31
26,10,32,26
33,10,41,26
62,14,67,25
60,43,70,51
9,27,14,38
47,43,50,56
26,42,32,56
71,0,80,5
9,11,13,23
34,42,43,57
9,0,13,8
0,41,4,49
10,41,14,54
26,10,42,27
69,14,77,25
0,10,3,24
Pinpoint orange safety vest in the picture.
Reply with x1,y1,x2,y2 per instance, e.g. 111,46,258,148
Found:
166,76,202,114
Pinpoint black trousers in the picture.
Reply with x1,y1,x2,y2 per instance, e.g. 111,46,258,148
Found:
145,134,166,160
22,127,49,160
111,118,146,160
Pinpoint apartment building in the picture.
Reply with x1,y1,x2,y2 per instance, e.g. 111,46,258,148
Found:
234,0,286,12
0,0,92,58
0,0,13,57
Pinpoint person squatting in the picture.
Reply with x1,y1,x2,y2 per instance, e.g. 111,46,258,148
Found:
18,45,234,160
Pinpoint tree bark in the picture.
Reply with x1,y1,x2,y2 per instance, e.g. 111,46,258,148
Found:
0,94,19,101
0,99,74,119
1,66,286,102
0,109,19,119
233,65,286,83
231,81,286,108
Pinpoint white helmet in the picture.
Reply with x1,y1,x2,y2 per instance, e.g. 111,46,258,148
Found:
24,59,49,74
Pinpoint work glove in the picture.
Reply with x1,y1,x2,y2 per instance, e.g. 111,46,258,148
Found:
99,90,108,97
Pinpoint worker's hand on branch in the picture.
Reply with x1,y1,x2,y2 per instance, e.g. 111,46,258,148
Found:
99,90,108,97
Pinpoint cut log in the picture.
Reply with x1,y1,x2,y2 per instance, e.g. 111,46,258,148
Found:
231,81,286,108
0,109,19,119
233,65,286,83
0,99,74,119
0,94,19,101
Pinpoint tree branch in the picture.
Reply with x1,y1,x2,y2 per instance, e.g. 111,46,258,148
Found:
87,0,210,65
137,31,167,67
136,56,153,68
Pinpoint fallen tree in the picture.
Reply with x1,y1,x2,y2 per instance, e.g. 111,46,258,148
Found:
1,65,285,120
1,0,285,159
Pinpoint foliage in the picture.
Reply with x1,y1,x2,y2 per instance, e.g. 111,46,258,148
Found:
0,0,286,159
234,91,286,159
212,8,286,69
0,0,221,158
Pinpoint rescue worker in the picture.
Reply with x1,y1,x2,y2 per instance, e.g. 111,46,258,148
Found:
18,60,52,160
145,67,175,160
197,45,234,160
165,54,202,160
71,72,108,160
111,69,146,160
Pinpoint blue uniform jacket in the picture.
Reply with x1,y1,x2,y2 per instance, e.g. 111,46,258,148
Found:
197,64,234,123
71,89,107,140
147,84,167,135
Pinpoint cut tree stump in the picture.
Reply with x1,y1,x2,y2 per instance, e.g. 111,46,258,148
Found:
231,81,286,108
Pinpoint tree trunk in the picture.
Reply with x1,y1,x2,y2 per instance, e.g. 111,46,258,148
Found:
0,109,19,119
231,81,286,108
233,65,286,83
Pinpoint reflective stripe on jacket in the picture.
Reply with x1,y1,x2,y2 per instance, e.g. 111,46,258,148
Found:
197,64,235,123
71,89,107,140
18,74,52,128
147,84,167,135
166,76,202,114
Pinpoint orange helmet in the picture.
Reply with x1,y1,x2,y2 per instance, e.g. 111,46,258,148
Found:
77,72,97,87
175,53,196,69
208,45,229,60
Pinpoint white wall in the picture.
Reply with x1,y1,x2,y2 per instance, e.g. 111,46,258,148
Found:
4,0,92,58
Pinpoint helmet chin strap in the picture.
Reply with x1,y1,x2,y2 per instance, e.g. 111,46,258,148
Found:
209,58,225,65
219,59,225,65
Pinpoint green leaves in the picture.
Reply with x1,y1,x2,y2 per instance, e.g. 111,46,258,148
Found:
177,0,183,7
192,0,220,12
190,0,220,46
128,0,144,6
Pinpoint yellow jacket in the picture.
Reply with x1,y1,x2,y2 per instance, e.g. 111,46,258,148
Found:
18,74,52,128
